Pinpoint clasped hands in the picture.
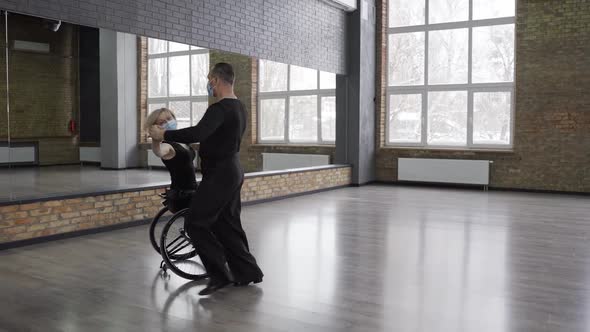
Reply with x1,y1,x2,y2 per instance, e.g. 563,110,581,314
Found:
148,125,166,142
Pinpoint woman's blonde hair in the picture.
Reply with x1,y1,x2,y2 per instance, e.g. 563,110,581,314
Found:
144,108,176,131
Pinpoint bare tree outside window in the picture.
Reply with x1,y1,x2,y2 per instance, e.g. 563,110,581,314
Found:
258,60,336,144
387,0,515,149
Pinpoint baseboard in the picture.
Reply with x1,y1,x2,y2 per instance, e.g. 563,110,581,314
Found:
80,161,101,166
0,218,152,251
375,180,485,190
349,180,379,187
375,180,589,196
488,186,589,196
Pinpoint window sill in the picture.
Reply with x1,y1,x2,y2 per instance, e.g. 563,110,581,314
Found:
251,143,336,148
380,146,515,153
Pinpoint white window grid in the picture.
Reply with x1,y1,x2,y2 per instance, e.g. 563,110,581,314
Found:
257,61,336,145
386,0,516,149
147,39,209,127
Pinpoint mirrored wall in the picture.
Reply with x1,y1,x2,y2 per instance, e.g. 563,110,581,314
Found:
0,11,339,202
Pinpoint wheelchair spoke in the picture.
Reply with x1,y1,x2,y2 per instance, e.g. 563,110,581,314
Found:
169,241,192,257
167,238,191,256
165,234,184,250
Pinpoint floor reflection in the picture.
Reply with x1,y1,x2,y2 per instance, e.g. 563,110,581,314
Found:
0,186,589,331
0,165,192,202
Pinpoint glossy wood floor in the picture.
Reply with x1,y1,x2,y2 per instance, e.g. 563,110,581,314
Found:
1,185,589,332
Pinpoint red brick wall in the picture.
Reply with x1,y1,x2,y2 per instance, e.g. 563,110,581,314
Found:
0,191,163,243
138,36,148,143
375,0,590,193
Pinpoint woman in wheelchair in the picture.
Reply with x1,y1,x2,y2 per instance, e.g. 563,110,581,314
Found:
145,108,197,213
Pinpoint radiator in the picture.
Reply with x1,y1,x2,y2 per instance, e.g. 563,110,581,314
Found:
398,158,491,186
147,149,198,168
80,147,101,163
0,145,37,164
262,153,330,171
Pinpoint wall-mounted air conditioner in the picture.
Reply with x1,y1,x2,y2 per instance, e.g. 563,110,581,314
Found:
321,0,357,12
13,40,50,53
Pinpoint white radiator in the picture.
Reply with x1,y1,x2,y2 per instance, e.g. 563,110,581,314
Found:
147,149,198,168
398,158,491,186
262,153,330,171
80,147,101,163
0,145,36,164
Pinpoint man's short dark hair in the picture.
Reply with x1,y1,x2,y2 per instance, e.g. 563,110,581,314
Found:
211,62,235,85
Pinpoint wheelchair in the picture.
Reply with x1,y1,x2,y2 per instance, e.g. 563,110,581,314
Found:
149,189,208,280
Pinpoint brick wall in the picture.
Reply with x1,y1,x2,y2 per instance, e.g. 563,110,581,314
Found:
375,0,387,149
375,0,590,193
208,50,257,170
242,166,351,202
0,0,348,74
137,36,148,144
0,14,80,165
0,17,5,141
0,191,163,243
0,166,352,245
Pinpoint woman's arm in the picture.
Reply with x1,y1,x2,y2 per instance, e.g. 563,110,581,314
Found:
151,140,176,160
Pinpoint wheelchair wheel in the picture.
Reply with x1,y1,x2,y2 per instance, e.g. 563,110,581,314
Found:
160,209,208,280
149,206,171,255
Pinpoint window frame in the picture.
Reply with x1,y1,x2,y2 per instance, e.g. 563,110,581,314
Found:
147,39,210,128
386,0,516,150
257,61,336,145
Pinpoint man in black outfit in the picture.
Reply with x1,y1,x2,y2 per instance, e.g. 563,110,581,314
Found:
149,63,263,296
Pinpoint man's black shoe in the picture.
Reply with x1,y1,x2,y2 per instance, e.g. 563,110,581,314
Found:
198,279,231,296
233,277,263,287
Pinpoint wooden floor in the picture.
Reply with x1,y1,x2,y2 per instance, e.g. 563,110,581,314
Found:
1,185,589,332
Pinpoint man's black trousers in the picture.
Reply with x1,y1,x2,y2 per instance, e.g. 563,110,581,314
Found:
184,154,263,282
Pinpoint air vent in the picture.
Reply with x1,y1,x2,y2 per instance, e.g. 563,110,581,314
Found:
13,40,50,53
320,0,357,12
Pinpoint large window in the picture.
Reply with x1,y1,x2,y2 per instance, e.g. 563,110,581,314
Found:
147,38,210,129
258,60,336,144
387,0,515,148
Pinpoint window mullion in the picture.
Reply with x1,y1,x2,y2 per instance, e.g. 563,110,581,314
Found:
467,90,474,148
317,94,322,144
257,60,262,144
166,50,170,102
188,51,193,126
467,0,474,147
285,66,291,143
422,91,428,147
285,96,290,144
317,70,321,143
423,0,429,146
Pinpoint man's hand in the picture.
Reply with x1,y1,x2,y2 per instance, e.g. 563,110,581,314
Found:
149,125,166,142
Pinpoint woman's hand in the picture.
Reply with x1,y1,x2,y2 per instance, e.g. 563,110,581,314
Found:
149,125,166,141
